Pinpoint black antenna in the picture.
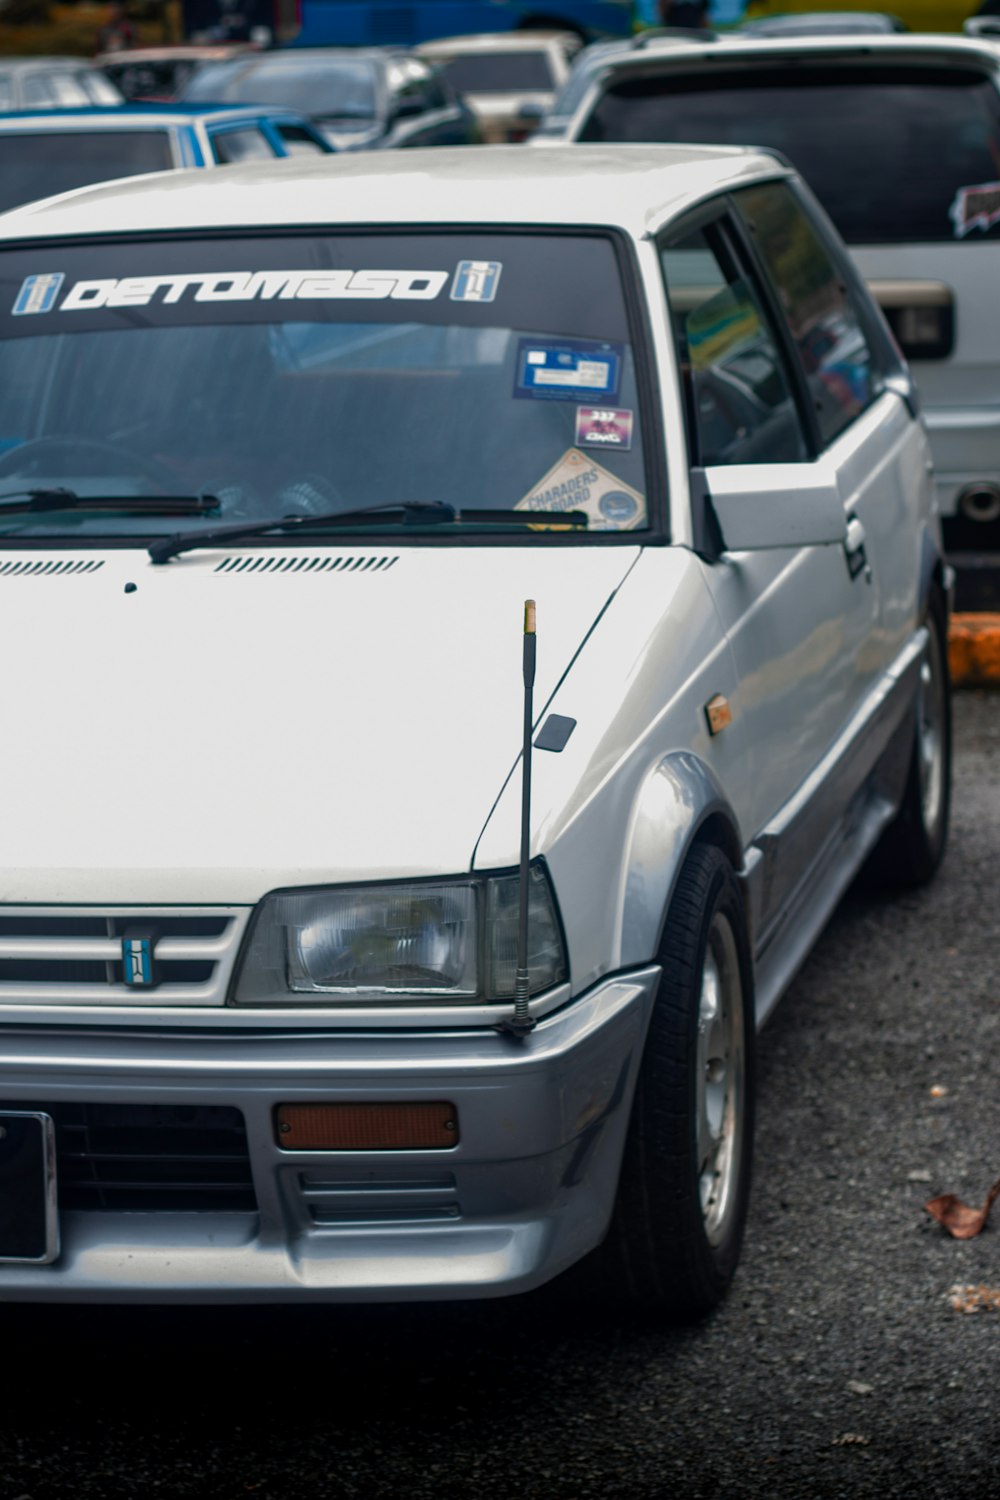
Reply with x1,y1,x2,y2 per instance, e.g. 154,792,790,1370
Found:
498,599,537,1038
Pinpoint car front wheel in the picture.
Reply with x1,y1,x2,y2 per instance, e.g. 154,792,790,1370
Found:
591,841,756,1320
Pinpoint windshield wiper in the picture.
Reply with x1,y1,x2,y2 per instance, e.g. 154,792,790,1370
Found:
0,489,220,517
148,503,588,564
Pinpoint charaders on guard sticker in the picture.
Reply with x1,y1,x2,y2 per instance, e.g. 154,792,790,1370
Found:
515,448,646,532
8,263,506,313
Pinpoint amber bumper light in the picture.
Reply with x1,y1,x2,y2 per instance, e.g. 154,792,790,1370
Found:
276,1102,459,1151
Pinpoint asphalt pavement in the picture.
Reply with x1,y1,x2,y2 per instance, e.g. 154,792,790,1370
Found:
1,690,998,1500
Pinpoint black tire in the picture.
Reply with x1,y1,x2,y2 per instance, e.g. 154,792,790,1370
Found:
590,842,756,1319
869,596,952,888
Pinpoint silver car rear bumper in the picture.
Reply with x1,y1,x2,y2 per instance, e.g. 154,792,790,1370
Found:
0,967,659,1301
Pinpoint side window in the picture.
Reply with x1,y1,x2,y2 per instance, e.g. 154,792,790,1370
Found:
660,215,809,467
211,128,276,164
20,74,59,108
734,181,878,448
275,124,329,157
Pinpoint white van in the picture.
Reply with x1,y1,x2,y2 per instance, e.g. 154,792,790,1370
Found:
565,33,1000,599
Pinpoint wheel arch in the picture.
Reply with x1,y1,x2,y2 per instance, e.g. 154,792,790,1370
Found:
619,751,746,970
919,525,950,619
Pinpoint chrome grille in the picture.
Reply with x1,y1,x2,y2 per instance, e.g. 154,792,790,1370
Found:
0,1102,257,1212
0,907,250,1007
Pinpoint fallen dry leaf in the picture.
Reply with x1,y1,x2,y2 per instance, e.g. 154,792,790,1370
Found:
832,1434,871,1447
949,1284,1000,1314
930,1085,949,1098
925,1176,1000,1238
846,1380,874,1396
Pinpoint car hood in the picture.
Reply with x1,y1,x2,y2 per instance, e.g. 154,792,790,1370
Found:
0,542,638,904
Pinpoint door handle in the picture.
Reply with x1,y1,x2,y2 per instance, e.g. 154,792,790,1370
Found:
844,515,870,582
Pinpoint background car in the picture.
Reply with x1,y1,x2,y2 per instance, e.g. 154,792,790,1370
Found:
179,47,479,149
96,45,258,103
0,57,123,112
564,30,1000,604
0,104,333,216
738,11,907,36
414,30,581,142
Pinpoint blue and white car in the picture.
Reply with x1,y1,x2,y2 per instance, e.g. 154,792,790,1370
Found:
0,104,333,217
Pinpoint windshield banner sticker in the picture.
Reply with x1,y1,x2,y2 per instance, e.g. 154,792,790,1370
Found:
514,338,622,403
575,406,633,450
12,273,65,316
516,448,645,531
450,260,502,303
10,269,452,315
949,181,1000,238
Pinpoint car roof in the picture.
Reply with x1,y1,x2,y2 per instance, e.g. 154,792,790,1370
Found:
416,32,578,54
94,45,255,66
0,143,785,242
0,56,106,71
0,103,309,132
575,30,1000,80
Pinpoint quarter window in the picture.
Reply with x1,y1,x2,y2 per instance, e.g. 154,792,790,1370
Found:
660,217,808,467
734,183,877,448
211,128,276,164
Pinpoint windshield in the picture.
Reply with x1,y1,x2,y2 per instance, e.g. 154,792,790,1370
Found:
184,58,378,119
437,52,554,94
0,131,173,214
580,64,1000,243
0,232,650,541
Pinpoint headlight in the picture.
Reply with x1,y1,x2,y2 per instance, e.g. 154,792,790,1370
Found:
231,863,566,1005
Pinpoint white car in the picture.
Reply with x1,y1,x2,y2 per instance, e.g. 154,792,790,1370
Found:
0,146,949,1314
415,31,581,141
561,31,1000,586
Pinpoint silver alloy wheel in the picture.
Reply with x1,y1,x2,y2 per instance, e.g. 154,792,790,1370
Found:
918,622,946,837
696,912,745,1247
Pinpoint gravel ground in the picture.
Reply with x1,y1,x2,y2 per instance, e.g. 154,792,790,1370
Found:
1,691,998,1500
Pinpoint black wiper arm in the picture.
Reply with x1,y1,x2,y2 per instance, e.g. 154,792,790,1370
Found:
148,502,588,564
0,489,219,517
148,502,459,563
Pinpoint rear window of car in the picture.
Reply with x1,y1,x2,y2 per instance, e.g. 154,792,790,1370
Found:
437,53,554,93
184,58,378,120
0,131,173,214
580,64,1000,244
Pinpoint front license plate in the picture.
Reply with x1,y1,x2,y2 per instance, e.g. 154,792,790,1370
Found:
0,1112,59,1263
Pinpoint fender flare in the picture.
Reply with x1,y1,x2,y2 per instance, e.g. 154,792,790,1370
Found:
619,750,745,969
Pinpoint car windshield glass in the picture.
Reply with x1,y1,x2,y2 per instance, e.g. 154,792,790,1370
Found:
580,65,1000,243
0,233,650,540
437,53,554,93
0,131,173,214
185,59,377,118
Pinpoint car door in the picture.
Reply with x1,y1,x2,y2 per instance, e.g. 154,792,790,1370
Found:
659,192,881,951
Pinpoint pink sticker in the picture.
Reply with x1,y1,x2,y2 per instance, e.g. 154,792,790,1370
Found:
574,406,634,450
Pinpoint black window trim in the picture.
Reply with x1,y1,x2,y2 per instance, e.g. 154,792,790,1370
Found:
657,190,816,471
728,178,894,454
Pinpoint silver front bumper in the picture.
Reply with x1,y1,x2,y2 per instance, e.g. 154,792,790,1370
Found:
0,968,659,1302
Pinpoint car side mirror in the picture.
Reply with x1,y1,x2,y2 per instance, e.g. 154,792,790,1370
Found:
692,464,847,558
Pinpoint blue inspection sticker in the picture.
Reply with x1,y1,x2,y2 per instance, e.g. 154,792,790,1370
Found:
514,338,623,403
